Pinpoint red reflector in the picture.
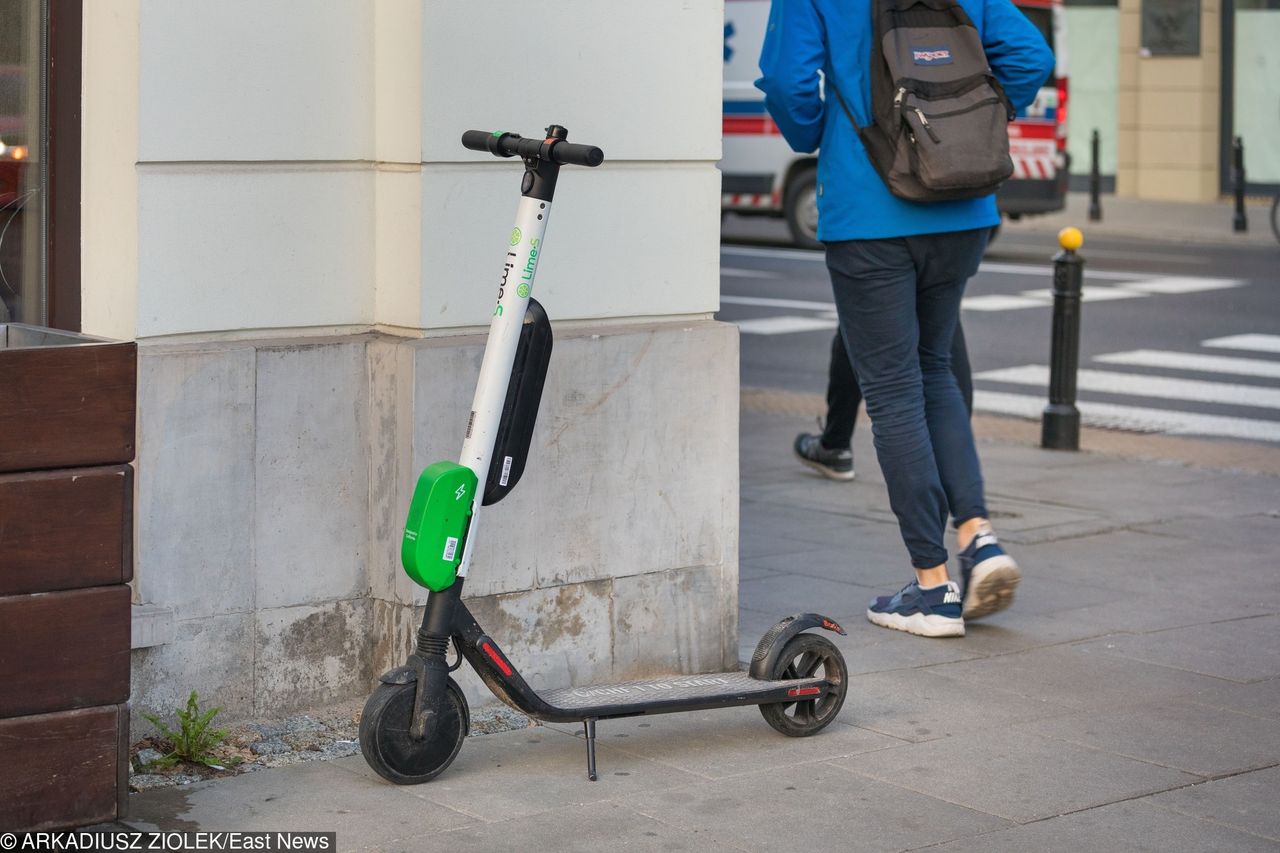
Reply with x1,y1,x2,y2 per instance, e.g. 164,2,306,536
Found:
788,686,822,697
482,642,513,677
723,116,782,136
1055,76,1069,152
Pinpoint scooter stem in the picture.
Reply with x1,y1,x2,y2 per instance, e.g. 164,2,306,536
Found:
454,129,572,580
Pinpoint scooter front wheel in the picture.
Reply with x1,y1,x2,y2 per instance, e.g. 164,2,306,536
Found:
759,633,848,736
360,677,469,784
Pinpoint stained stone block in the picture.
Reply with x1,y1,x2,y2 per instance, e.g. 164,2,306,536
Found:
409,321,738,604
255,599,375,715
366,338,417,606
610,565,734,678
136,344,256,620
130,612,256,738
457,580,615,703
255,341,370,609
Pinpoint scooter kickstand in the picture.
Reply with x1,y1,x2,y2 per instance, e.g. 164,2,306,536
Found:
583,718,598,781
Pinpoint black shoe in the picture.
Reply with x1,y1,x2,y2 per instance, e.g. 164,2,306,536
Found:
793,433,855,481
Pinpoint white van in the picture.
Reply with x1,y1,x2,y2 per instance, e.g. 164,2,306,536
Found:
721,0,1068,247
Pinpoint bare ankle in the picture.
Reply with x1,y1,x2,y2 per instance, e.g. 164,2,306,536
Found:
915,564,950,588
957,517,992,551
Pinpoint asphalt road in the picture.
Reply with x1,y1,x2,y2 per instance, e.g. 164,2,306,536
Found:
719,214,1280,444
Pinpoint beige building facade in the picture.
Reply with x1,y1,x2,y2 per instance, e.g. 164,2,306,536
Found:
1069,0,1279,201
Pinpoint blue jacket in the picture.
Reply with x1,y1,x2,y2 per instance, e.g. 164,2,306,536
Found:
756,0,1055,241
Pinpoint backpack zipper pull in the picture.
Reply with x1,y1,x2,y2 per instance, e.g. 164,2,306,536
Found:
894,87,906,116
914,108,941,143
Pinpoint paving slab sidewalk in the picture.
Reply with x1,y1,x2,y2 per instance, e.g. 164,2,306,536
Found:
1000,190,1277,249
124,409,1280,852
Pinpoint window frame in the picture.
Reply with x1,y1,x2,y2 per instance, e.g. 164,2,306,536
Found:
46,0,81,331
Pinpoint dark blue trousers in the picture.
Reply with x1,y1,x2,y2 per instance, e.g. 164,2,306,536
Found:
824,228,990,569
820,322,973,450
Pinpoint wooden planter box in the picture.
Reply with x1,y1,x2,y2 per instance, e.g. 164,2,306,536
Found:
0,324,135,831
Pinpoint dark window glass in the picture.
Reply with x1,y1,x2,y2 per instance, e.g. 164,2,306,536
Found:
0,0,44,325
1017,4,1056,52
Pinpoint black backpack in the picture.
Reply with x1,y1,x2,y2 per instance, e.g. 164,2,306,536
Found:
829,0,1016,202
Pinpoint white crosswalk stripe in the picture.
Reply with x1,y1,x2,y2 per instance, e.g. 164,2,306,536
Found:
734,316,839,335
721,267,781,279
974,391,1280,444
1121,277,1244,295
972,337,1280,443
1203,334,1280,354
722,295,832,311
975,365,1280,410
1095,350,1280,380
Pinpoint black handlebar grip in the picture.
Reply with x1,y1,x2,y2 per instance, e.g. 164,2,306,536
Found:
550,141,605,167
461,129,516,157
461,130,604,167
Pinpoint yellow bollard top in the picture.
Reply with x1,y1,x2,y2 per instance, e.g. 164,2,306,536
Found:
1058,226,1084,252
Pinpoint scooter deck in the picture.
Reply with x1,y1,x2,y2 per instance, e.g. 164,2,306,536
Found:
539,670,832,779
539,670,827,717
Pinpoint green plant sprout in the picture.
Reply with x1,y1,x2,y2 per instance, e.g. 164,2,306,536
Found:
142,691,239,769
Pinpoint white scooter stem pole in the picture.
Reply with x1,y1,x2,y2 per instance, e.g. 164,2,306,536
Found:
454,193,551,579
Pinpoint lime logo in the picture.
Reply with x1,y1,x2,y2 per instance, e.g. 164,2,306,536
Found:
517,283,530,298
509,228,522,246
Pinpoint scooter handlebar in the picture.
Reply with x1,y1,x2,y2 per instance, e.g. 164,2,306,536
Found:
461,129,605,167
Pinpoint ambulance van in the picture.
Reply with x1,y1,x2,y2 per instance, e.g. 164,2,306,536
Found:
722,0,1068,247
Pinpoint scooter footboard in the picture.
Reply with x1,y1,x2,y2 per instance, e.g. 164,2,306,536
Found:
540,671,828,719
449,601,831,723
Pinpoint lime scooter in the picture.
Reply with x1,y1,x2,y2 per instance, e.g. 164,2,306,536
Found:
358,125,850,784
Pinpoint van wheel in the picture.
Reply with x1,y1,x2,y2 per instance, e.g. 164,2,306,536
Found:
784,167,821,250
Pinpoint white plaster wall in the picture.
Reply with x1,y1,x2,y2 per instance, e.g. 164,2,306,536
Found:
80,0,140,342
420,0,724,328
121,0,724,339
135,165,376,337
420,2,722,164
420,163,722,328
137,0,375,163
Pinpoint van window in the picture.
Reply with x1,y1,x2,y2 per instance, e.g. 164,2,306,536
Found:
1017,5,1055,53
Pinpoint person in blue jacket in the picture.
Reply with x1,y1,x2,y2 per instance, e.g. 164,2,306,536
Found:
757,0,1054,638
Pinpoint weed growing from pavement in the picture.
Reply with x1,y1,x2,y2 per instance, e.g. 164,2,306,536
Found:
142,691,240,770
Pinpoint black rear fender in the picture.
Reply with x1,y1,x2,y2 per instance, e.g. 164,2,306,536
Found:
748,613,847,680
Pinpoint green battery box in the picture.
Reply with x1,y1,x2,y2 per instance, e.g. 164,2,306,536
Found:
402,461,478,591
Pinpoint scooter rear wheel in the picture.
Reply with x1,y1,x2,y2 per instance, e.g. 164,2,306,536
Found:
759,634,848,736
360,677,469,784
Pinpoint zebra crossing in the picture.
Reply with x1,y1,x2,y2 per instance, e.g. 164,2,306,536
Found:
718,247,1278,444
972,335,1280,444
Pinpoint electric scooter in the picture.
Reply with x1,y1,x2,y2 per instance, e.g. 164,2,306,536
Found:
359,125,850,784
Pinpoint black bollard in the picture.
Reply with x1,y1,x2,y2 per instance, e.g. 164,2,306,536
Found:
1042,228,1085,451
1088,129,1102,222
1232,136,1248,233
